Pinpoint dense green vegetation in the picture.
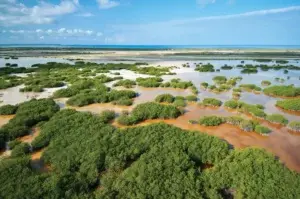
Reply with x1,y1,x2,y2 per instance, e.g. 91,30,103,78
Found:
67,89,137,107
0,99,59,149
131,65,174,76
288,121,300,132
0,76,23,89
113,79,136,88
117,102,182,125
266,114,289,125
136,77,163,87
155,94,175,103
185,95,198,102
254,125,271,134
195,63,215,72
263,85,300,97
276,99,300,112
199,98,222,107
0,104,18,115
199,116,224,126
173,99,186,107
11,143,31,158
241,68,258,74
0,108,299,198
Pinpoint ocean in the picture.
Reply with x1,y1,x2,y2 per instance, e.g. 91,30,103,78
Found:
1,44,300,50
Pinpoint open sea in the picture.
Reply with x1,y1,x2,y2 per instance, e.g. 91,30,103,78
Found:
1,44,300,50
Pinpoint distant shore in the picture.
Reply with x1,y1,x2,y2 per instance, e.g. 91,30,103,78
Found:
1,47,300,60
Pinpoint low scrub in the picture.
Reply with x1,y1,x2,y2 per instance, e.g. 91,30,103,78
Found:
113,79,136,88
276,99,300,112
155,94,175,103
117,102,182,125
266,114,288,125
200,98,222,107
199,116,224,126
288,121,300,132
263,85,300,97
0,104,18,115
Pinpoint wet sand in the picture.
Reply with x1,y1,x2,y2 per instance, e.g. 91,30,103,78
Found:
0,115,14,127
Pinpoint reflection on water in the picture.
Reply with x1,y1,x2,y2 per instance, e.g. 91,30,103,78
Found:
0,57,73,68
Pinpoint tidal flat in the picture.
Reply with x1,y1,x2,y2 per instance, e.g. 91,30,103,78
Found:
1,49,300,198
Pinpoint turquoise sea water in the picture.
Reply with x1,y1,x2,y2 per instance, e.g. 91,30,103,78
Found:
1,45,300,50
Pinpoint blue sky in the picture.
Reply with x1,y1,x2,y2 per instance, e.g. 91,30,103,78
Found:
0,0,300,45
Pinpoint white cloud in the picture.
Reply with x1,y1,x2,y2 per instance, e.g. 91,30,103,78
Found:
9,29,25,34
0,0,79,25
1,28,103,39
85,30,94,35
115,5,300,29
58,28,66,33
46,29,53,34
77,12,94,17
39,36,44,39
97,0,119,9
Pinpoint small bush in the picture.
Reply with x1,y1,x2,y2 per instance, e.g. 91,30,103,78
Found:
213,76,227,84
240,120,256,132
201,98,222,107
224,100,240,109
195,63,215,72
266,114,288,125
254,125,271,135
173,99,186,107
199,116,224,126
113,98,133,106
225,116,244,126
155,94,175,103
186,95,198,102
201,82,209,89
113,79,136,88
288,121,300,132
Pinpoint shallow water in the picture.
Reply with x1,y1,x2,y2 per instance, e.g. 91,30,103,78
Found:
0,57,73,68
